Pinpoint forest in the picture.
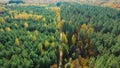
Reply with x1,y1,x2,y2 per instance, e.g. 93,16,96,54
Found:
0,2,120,68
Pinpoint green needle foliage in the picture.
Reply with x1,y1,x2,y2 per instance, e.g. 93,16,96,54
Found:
0,2,120,68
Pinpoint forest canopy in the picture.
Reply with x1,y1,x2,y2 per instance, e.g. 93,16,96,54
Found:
0,2,120,68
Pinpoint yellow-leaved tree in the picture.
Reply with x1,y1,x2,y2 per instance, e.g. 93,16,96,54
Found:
72,34,76,45
60,32,68,44
51,42,56,47
81,24,88,29
5,27,11,32
44,40,49,47
0,17,5,24
14,23,18,27
34,30,38,36
24,22,29,28
34,15,42,21
42,17,46,23
15,38,20,45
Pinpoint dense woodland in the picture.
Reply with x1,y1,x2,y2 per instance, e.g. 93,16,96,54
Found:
0,2,120,68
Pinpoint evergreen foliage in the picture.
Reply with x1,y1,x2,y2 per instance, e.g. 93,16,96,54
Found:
0,2,120,68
